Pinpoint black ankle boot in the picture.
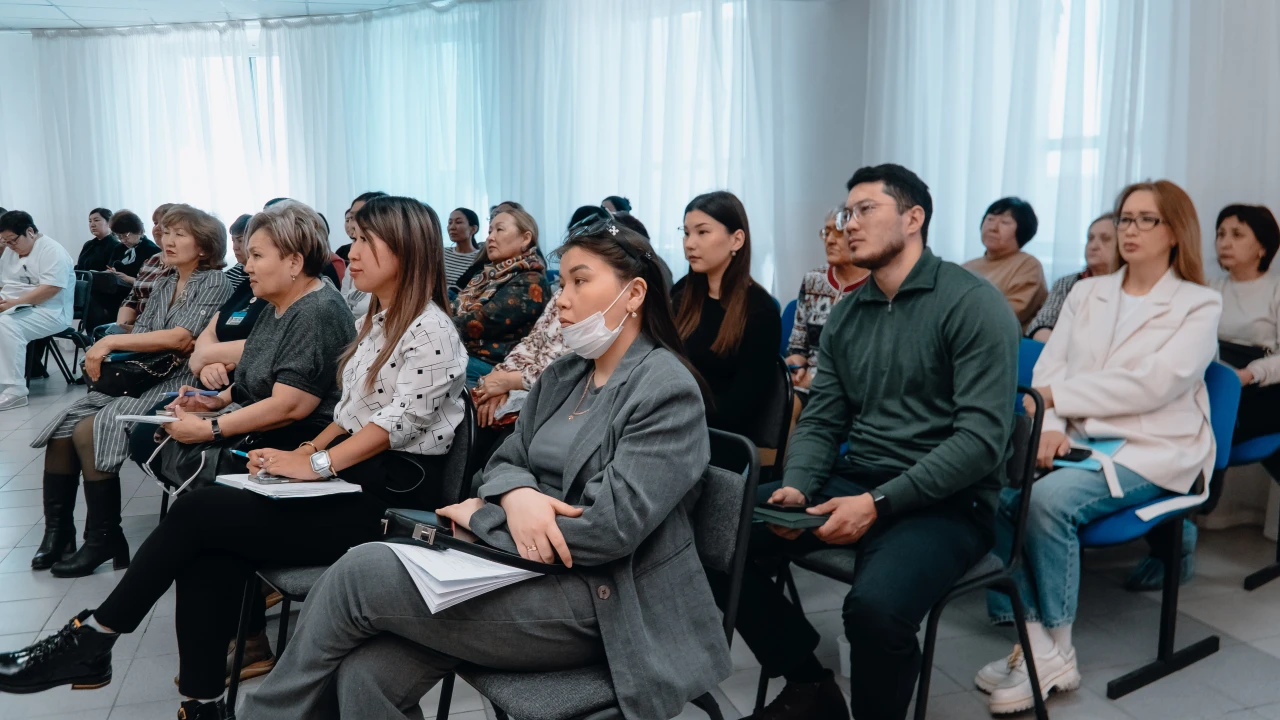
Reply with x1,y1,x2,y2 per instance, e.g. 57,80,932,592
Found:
178,698,226,720
0,609,118,693
31,473,79,570
746,669,849,720
51,478,130,579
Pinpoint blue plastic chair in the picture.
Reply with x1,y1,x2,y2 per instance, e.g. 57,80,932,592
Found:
1017,337,1045,387
1075,362,1240,699
779,298,798,356
1232,432,1280,590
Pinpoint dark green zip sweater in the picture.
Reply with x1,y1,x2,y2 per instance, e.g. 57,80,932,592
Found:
782,246,1020,522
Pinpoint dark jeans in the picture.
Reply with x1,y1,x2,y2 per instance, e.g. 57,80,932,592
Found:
1234,383,1280,479
710,470,991,720
94,451,446,699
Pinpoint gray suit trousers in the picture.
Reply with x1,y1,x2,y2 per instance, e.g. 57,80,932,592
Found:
239,543,605,720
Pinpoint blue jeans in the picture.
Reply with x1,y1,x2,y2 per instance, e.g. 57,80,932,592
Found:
465,356,496,389
987,464,1166,628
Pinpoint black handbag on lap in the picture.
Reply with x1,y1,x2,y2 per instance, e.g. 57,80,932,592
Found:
1219,340,1268,370
382,508,567,574
84,350,183,397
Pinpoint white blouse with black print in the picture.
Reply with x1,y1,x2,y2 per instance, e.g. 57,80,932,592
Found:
334,302,469,455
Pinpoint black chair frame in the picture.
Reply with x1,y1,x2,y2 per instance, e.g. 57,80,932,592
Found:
25,270,91,386
752,387,1049,720
223,393,482,719
435,428,762,720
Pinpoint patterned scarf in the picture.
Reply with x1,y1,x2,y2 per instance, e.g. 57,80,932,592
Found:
455,247,544,314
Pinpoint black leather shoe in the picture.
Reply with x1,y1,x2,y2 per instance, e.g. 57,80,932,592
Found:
745,669,850,720
51,478,129,578
177,698,226,720
0,610,117,694
31,473,79,570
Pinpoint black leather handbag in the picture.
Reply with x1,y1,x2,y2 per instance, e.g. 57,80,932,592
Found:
84,350,183,397
381,508,567,574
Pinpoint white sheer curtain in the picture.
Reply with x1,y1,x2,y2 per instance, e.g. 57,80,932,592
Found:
27,23,266,249
256,0,783,285
859,0,1194,282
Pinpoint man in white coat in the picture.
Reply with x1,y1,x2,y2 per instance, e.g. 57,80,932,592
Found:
0,211,75,410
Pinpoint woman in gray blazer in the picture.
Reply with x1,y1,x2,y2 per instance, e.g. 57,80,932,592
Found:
241,218,731,720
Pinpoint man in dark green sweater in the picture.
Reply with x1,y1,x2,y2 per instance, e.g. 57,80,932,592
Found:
720,164,1020,720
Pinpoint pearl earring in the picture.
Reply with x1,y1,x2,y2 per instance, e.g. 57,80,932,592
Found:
731,250,738,257
291,274,297,282
631,311,637,318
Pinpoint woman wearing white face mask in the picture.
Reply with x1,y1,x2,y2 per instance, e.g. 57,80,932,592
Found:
238,218,728,720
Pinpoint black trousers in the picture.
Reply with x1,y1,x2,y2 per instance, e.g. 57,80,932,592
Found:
94,451,445,699
710,472,991,720
1234,383,1280,478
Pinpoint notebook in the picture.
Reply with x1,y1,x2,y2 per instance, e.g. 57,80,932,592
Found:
215,474,363,499
381,541,539,613
117,414,179,424
1053,438,1127,471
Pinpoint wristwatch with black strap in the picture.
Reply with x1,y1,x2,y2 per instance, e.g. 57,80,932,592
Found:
869,488,892,518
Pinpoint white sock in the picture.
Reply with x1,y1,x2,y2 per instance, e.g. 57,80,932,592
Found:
81,614,116,635
1024,621,1057,659
1048,624,1072,653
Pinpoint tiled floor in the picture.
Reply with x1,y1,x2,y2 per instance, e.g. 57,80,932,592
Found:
3,376,1280,719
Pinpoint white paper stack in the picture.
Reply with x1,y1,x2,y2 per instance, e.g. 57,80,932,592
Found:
215,474,363,499
381,541,539,613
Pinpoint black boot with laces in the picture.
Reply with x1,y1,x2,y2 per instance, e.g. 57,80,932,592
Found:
0,610,117,693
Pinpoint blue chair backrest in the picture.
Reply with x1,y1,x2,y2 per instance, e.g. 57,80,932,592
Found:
1205,361,1242,471
1018,338,1044,387
779,298,797,356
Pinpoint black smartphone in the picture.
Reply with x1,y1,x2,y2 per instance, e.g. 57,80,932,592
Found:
760,502,812,513
1059,448,1092,463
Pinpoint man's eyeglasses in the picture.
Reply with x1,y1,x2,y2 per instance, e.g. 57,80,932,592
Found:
1116,215,1163,231
819,226,842,241
835,202,882,231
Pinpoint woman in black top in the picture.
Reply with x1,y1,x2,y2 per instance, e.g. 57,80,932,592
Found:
673,191,781,437
84,210,161,332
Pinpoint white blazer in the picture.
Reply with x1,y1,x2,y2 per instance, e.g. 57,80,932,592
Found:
1034,268,1222,517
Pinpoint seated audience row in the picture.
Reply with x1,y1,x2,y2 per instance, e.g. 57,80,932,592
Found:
963,196,1049,331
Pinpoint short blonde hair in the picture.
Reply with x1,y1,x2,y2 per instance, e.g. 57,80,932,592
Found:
245,200,331,277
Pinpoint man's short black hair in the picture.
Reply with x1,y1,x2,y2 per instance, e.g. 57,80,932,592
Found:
847,164,933,244
603,195,632,212
0,210,37,237
983,196,1039,247
90,207,113,223
1218,204,1280,273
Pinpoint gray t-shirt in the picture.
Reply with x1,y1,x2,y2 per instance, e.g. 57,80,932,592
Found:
528,376,603,493
231,284,356,433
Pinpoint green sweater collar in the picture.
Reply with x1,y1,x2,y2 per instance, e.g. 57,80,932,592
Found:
856,246,941,304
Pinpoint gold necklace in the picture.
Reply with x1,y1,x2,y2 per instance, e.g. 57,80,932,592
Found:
568,372,595,421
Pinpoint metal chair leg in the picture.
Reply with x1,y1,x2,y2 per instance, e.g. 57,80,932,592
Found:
158,491,169,520
1106,517,1219,698
225,576,259,720
276,598,292,656
912,600,947,720
434,672,455,720
1005,579,1048,720
1244,515,1280,590
753,566,795,712
691,691,725,720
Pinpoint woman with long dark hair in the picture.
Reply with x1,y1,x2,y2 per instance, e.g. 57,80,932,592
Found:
0,197,468,720
673,190,781,435
238,217,729,720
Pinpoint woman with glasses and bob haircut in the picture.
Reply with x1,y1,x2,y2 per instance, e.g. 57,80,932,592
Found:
973,180,1220,715
236,218,729,720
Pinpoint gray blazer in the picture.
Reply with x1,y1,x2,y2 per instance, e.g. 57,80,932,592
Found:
469,335,732,720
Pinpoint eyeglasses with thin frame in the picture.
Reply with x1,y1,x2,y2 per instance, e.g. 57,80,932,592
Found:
1115,215,1163,232
835,201,882,231
819,225,843,241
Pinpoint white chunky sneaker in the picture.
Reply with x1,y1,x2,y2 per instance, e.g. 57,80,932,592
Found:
0,393,28,411
988,644,1081,715
975,645,1022,693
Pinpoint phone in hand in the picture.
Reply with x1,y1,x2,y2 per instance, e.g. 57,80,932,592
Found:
760,502,814,513
1059,448,1093,463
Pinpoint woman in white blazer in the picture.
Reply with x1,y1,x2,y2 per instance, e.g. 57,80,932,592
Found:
974,180,1221,715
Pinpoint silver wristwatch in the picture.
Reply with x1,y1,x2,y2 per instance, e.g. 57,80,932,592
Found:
309,450,335,479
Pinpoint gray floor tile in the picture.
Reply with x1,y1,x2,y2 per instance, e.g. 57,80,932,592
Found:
1083,658,1244,720
0,475,44,492
13,709,112,720
0,525,31,549
0,597,62,634
0,631,38,652
1181,643,1280,707
106,700,185,720
0,506,43,528
113,653,184,707
0,572,80,603
133,618,179,658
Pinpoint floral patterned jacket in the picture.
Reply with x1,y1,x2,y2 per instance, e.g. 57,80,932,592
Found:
492,287,567,389
452,249,551,363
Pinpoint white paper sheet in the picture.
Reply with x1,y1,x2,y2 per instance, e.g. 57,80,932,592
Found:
215,474,363,499
381,542,538,613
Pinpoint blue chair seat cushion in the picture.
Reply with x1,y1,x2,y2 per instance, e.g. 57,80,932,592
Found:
459,664,620,720
1079,497,1187,547
259,565,330,601
1230,433,1280,466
